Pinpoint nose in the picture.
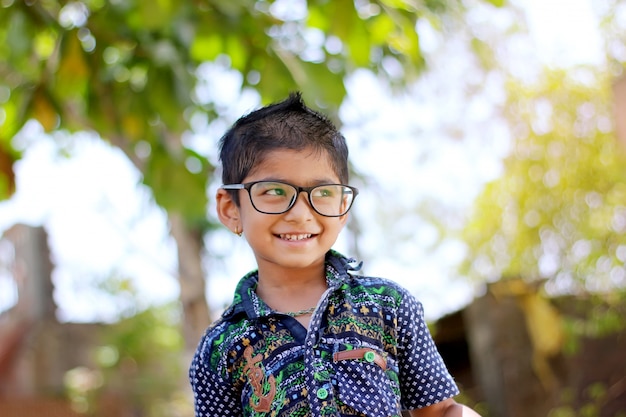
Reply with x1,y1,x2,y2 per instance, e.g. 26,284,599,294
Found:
284,191,314,218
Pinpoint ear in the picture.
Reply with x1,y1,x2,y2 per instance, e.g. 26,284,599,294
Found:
216,188,241,233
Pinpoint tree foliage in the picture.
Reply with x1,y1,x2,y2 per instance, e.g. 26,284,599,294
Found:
0,0,505,362
0,0,504,221
460,67,626,295
458,59,626,415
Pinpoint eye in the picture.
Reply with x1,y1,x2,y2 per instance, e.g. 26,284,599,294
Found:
266,186,287,196
255,182,291,197
312,186,335,197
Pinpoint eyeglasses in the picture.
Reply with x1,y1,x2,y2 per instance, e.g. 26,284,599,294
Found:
222,181,358,217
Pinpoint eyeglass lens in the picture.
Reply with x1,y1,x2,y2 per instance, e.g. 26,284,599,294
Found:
249,182,354,216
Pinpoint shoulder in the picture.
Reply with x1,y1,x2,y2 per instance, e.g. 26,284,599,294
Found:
326,251,423,310
348,275,421,307
352,274,410,292
328,251,410,294
193,270,259,361
192,308,249,375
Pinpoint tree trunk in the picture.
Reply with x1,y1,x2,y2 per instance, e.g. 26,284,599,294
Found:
168,213,211,352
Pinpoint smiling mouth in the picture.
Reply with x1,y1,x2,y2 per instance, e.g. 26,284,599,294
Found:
279,233,313,241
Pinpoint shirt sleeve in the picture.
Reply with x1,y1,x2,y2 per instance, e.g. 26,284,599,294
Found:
396,291,460,410
189,338,242,417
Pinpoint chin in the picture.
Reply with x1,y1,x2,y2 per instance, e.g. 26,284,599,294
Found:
278,254,326,269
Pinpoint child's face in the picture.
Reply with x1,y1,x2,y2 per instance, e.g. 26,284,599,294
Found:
217,148,349,276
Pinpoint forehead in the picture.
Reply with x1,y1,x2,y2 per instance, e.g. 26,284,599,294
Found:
246,148,340,184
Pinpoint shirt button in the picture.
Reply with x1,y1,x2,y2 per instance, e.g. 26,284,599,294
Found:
316,387,329,399
364,351,376,363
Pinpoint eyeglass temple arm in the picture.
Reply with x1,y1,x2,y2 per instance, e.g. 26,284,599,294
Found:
222,184,245,189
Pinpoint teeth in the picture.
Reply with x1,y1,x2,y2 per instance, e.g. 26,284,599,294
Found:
280,234,312,241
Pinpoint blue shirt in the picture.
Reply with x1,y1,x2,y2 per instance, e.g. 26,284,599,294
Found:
189,251,459,416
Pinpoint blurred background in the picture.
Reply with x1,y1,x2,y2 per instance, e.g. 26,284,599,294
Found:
1,0,625,416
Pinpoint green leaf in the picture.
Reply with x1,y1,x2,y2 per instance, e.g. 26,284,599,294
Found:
0,143,17,200
225,34,248,71
55,31,90,100
143,146,209,224
368,13,396,45
127,0,179,30
190,33,223,62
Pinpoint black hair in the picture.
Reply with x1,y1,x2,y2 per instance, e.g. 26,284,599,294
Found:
218,92,350,205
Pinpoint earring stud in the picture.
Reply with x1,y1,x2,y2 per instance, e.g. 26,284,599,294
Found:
234,226,242,237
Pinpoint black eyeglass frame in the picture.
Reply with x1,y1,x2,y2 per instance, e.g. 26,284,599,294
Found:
222,181,359,217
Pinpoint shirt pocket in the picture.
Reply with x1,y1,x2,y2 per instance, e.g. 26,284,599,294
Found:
332,347,400,417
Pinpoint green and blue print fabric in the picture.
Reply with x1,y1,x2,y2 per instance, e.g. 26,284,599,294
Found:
189,251,459,416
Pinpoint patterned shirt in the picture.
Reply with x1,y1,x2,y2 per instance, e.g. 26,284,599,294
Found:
189,251,459,416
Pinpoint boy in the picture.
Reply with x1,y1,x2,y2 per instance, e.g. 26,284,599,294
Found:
189,93,482,417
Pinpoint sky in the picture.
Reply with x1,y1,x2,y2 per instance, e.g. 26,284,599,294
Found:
0,0,606,322
524,0,604,67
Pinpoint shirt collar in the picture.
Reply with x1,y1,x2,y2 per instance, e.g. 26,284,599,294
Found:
223,250,362,321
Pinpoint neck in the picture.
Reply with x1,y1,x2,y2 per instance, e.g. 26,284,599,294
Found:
255,267,328,314
256,259,326,290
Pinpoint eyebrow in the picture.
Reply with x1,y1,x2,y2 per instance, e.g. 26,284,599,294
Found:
256,177,341,185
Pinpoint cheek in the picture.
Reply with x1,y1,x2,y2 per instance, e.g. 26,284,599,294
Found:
326,218,347,233
240,211,272,232
336,215,349,228
238,201,258,220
